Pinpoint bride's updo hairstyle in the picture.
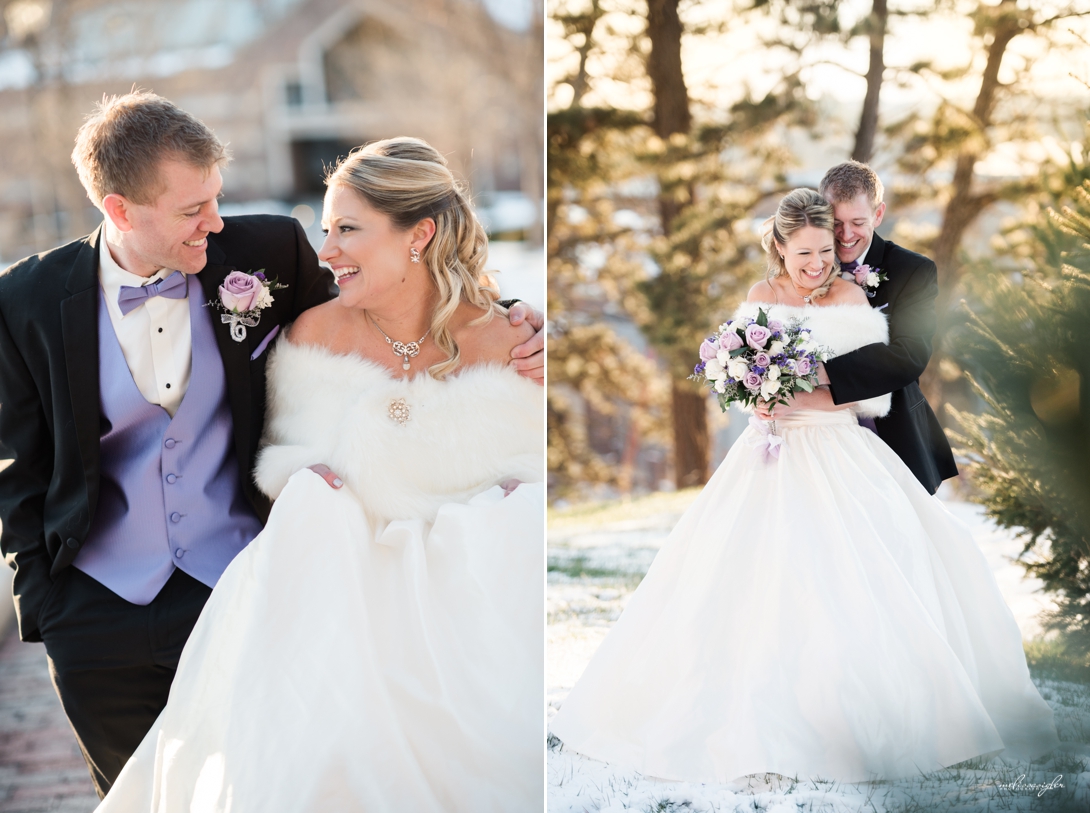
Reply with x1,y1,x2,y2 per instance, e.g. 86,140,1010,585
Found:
760,188,839,300
325,137,499,379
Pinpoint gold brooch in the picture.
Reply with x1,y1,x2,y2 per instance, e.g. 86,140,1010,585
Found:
388,398,410,425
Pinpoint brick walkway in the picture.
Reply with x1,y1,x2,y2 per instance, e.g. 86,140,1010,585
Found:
0,625,98,813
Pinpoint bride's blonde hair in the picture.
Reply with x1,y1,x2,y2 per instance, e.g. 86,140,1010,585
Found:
760,188,839,300
326,137,499,379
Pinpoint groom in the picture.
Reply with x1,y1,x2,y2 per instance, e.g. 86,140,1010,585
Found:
815,161,958,494
0,91,544,798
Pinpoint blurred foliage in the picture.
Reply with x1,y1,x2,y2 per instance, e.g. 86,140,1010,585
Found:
547,108,671,497
951,150,1090,653
548,324,670,496
1024,637,1090,685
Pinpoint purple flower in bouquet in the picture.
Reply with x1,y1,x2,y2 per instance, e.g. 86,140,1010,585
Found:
745,324,771,350
699,337,721,361
721,331,744,352
690,305,830,433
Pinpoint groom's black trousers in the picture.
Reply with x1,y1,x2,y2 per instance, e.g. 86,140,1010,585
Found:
37,566,212,799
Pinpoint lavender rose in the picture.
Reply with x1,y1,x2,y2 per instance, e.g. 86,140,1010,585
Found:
220,271,261,313
745,323,771,350
796,357,812,376
767,319,784,333
753,352,771,368
720,331,744,352
699,337,721,362
742,371,762,391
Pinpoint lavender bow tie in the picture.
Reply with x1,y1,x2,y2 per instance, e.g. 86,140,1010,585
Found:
117,270,187,316
841,259,859,273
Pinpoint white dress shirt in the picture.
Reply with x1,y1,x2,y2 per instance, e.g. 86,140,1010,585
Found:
98,236,192,417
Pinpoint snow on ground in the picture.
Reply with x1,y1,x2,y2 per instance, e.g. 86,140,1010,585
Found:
547,489,1090,812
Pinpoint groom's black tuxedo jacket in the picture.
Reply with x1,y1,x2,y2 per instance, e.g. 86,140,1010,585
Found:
823,233,958,494
0,216,337,642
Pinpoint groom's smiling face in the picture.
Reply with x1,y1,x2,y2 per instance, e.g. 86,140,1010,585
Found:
829,192,885,266
103,158,225,278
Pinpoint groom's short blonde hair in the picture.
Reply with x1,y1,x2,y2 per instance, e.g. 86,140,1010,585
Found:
818,161,884,211
72,90,229,208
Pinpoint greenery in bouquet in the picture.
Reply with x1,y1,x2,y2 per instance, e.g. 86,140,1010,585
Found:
690,308,829,413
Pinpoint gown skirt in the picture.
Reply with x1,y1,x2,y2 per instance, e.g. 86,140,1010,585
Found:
97,470,545,811
549,409,1058,784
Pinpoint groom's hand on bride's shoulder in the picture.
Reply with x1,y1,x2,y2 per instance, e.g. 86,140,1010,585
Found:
308,464,343,489
506,303,544,385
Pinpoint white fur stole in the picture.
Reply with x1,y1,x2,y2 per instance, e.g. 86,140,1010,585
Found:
254,340,544,523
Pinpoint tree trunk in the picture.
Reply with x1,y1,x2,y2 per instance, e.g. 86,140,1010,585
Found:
922,0,1022,410
931,9,1019,304
646,0,691,141
671,383,710,488
851,0,887,163
568,0,602,108
646,0,707,486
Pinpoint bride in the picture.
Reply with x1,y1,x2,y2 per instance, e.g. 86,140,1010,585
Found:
96,138,544,811
549,188,1058,784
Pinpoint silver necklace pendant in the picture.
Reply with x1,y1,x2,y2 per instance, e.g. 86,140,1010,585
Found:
391,340,421,371
367,312,431,372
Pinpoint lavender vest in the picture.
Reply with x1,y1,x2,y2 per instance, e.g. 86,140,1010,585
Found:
73,274,263,604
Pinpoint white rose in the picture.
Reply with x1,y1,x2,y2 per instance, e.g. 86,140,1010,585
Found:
866,272,880,288
716,348,732,365
254,285,274,309
769,341,785,356
714,379,727,393
766,364,780,380
704,358,726,380
760,379,781,399
727,359,748,380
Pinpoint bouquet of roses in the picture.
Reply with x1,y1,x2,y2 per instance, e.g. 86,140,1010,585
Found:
691,307,830,415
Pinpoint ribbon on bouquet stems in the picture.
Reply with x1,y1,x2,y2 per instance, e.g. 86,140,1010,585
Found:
221,311,261,342
746,416,783,463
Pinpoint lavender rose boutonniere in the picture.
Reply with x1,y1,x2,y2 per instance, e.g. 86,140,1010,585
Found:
211,269,286,342
845,264,888,297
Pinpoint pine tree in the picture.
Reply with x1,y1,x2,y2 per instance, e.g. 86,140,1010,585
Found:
950,166,1090,654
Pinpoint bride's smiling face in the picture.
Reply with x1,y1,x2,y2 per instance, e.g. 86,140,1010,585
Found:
318,184,429,310
776,225,837,294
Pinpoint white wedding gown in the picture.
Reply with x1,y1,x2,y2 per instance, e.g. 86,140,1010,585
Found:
96,340,545,812
550,303,1058,784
